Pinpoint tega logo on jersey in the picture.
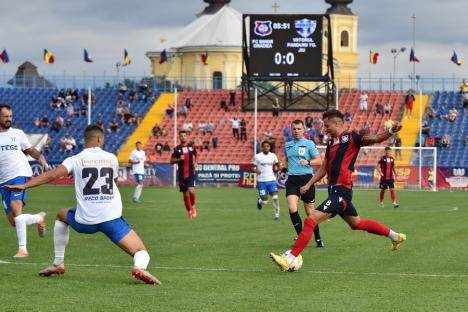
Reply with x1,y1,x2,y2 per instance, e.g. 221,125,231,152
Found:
254,20,273,37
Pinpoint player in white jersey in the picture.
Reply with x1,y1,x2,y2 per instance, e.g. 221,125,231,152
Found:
4,125,160,285
252,141,281,220
129,141,146,203
0,103,48,258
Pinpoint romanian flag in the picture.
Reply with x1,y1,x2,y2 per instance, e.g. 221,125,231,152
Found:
123,49,131,66
201,50,208,65
0,49,9,64
369,50,379,64
44,49,55,64
451,51,462,66
159,49,167,64
409,48,420,63
84,49,93,63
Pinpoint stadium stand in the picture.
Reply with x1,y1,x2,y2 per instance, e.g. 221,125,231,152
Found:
0,87,158,163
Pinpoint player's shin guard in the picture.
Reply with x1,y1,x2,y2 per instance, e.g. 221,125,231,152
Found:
390,189,396,203
183,194,192,212
352,219,390,237
53,220,69,266
313,224,321,241
133,250,150,270
289,211,302,234
189,192,196,206
291,217,317,256
380,189,385,202
14,215,27,250
22,214,42,225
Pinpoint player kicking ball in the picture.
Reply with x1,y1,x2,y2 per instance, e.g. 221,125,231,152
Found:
270,110,406,272
4,125,160,285
252,141,281,221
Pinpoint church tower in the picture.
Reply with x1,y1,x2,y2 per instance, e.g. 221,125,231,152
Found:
325,0,358,89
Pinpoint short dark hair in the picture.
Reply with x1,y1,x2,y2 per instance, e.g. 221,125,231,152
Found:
136,141,142,145
323,109,344,121
84,124,104,142
0,103,12,111
261,140,271,147
291,119,304,126
385,147,391,151
179,130,187,135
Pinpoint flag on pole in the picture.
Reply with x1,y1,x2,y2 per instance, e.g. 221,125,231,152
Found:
159,49,167,64
0,49,9,64
369,50,379,64
451,50,462,66
84,49,93,63
123,49,131,66
201,50,208,65
409,48,420,63
44,49,55,64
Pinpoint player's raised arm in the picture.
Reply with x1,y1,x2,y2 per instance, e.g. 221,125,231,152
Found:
4,165,69,191
362,122,402,146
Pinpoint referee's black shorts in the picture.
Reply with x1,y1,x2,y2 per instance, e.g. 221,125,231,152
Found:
285,174,315,203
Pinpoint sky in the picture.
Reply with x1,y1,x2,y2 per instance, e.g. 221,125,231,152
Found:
0,0,466,79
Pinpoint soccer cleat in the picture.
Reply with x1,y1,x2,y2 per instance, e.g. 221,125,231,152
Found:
391,233,407,251
379,202,384,208
38,212,46,237
393,203,400,208
257,199,262,210
269,252,290,272
13,249,29,258
191,207,197,218
187,210,194,220
132,268,161,285
39,264,65,276
316,239,325,248
274,216,280,222
133,198,141,203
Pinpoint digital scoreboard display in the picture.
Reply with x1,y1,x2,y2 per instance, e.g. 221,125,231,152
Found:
248,14,323,79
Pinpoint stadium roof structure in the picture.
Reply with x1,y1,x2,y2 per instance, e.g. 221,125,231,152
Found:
153,5,241,51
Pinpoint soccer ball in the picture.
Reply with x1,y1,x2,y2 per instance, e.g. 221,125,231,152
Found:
282,249,303,272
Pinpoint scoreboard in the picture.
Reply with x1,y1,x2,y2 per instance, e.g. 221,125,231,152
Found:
247,14,323,79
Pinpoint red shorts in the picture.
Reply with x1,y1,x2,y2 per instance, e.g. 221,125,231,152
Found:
406,101,413,110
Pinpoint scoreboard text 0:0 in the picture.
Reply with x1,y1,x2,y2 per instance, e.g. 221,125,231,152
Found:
248,14,323,79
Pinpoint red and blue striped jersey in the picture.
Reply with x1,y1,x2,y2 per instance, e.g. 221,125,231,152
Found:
378,156,395,180
171,144,197,179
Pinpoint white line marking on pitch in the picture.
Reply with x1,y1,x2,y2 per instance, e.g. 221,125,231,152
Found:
1,260,467,279
447,206,459,212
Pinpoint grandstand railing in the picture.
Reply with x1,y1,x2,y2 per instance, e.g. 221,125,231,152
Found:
0,74,466,92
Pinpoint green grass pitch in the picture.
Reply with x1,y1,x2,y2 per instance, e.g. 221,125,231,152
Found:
0,186,467,311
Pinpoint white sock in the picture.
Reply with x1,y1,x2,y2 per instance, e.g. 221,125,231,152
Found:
14,215,27,250
134,185,143,200
23,213,42,225
272,197,280,217
388,229,399,241
286,253,296,265
133,250,150,270
53,220,69,266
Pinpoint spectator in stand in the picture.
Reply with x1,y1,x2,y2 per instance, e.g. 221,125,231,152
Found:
96,119,104,130
146,89,155,103
34,117,41,128
70,88,79,101
437,104,449,120
116,93,125,106
359,91,368,111
459,79,468,94
133,112,142,125
82,91,96,105
463,92,468,113
50,95,62,109
116,102,125,119
122,107,134,124
107,119,120,133
206,121,216,135
66,102,75,118
79,101,88,116
155,142,163,156
139,80,149,94
42,137,52,154
193,137,203,151
163,142,171,154
384,103,392,115
434,136,442,148
229,90,236,106
264,129,273,141
441,135,451,148
343,111,352,122
305,127,316,142
118,82,127,95
448,107,458,122
185,97,193,110
178,105,188,117
422,120,431,136
283,126,292,141
165,104,175,117
128,89,138,103
425,136,435,147
212,136,219,149
425,105,435,119
202,139,210,151
404,91,415,119
220,98,228,112
159,126,168,137
313,117,323,134
384,117,394,130
230,117,240,140
272,98,280,117
152,124,161,137
375,102,384,116
198,121,207,136
240,118,247,142
65,117,72,128
182,121,193,134
147,150,157,162
305,116,313,129
51,116,64,132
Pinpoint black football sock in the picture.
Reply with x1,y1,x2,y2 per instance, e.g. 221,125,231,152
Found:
289,211,302,235
314,225,322,241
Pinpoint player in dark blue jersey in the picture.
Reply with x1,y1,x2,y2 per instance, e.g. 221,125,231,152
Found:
270,110,407,271
171,131,198,220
